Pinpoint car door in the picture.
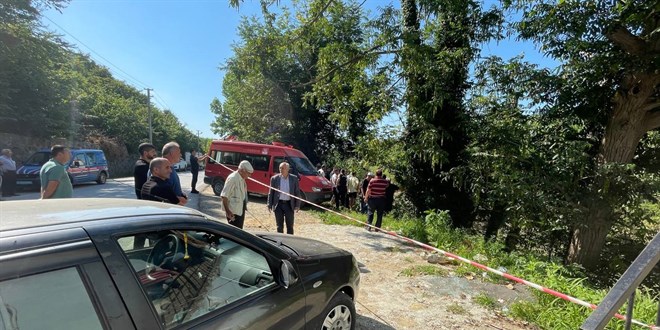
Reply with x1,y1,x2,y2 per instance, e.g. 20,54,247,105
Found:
86,152,100,181
0,229,136,330
69,152,88,183
88,217,308,330
242,153,271,195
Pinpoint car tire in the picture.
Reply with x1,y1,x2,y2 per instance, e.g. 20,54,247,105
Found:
96,172,107,184
319,291,355,330
212,179,224,196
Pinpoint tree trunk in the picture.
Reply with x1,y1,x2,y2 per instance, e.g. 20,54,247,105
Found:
566,77,652,268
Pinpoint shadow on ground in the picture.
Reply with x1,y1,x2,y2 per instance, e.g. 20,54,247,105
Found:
356,313,396,330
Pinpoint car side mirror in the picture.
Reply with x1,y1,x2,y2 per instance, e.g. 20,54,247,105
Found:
71,161,80,168
279,260,298,289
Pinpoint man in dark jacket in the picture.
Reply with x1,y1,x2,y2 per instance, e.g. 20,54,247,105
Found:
141,158,181,204
189,149,207,194
267,162,301,235
133,143,156,199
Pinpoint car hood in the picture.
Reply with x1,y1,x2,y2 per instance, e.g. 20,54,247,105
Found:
256,232,349,258
17,165,42,176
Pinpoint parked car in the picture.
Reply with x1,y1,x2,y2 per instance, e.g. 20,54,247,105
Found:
204,139,333,203
0,199,359,330
173,157,188,172
15,148,109,190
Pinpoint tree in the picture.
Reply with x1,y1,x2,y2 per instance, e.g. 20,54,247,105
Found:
509,0,660,268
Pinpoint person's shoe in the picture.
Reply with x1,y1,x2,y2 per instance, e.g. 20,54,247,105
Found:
365,225,372,232
190,190,199,194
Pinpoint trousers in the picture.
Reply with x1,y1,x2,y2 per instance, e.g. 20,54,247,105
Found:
275,200,295,234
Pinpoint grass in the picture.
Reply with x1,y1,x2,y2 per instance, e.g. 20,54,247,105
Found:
312,208,660,329
473,293,497,310
400,265,448,277
446,303,469,315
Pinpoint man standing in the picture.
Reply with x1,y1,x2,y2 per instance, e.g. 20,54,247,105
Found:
347,171,359,210
365,169,389,231
359,172,373,214
0,149,18,197
337,169,348,209
221,160,253,229
133,143,156,199
267,162,301,235
40,145,73,199
162,142,187,205
189,149,207,194
141,157,182,204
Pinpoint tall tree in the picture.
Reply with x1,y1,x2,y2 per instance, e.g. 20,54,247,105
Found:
510,0,660,268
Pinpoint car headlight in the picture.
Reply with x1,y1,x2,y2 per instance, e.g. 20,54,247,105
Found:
312,187,322,192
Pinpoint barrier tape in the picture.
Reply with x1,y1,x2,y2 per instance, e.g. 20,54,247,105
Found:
209,159,658,329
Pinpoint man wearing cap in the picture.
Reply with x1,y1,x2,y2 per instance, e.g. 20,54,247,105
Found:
267,162,301,235
133,143,156,199
221,160,253,229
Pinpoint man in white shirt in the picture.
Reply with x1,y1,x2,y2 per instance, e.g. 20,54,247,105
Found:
221,160,253,229
0,149,18,197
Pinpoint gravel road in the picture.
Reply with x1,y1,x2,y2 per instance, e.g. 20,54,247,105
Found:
199,189,538,330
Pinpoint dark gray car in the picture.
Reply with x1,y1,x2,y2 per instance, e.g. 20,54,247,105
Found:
0,199,359,330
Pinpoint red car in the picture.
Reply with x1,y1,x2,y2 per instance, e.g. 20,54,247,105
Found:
203,140,333,204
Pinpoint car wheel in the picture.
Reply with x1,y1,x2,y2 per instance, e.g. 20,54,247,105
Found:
96,172,107,184
319,292,355,330
212,179,224,196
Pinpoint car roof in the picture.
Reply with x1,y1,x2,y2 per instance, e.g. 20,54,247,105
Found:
211,140,306,157
0,198,205,232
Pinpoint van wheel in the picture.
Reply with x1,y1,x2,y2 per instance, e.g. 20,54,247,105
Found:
96,172,107,184
212,180,224,196
319,292,355,330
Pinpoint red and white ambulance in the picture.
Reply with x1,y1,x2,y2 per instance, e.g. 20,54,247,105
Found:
203,139,333,204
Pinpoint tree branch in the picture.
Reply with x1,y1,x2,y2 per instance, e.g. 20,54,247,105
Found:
644,110,660,132
607,26,649,56
292,47,400,88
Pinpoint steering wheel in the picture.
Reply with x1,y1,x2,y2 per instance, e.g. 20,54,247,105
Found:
146,234,182,274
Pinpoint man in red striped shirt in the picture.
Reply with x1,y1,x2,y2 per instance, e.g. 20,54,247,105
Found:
365,169,389,231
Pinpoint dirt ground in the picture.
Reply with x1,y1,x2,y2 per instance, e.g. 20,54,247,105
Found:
200,190,538,330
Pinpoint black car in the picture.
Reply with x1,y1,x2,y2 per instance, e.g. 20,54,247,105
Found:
0,199,359,330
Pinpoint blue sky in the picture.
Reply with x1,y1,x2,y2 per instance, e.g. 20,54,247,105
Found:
42,0,556,139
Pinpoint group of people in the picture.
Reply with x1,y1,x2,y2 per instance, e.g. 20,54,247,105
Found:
133,142,206,206
318,164,399,231
133,142,302,235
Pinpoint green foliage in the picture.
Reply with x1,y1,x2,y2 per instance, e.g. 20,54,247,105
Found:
473,293,497,310
0,2,200,154
400,265,448,277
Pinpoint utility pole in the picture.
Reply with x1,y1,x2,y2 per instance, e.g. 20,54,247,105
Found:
145,88,153,144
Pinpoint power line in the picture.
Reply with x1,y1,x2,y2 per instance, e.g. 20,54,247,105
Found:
42,15,151,89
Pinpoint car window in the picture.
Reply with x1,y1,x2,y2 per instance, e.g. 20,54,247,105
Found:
86,152,97,165
243,154,269,172
117,230,275,329
73,153,86,166
23,152,50,166
0,267,104,330
272,157,286,173
221,152,240,166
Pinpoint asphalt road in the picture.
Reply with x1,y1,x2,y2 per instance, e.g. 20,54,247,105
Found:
2,170,209,211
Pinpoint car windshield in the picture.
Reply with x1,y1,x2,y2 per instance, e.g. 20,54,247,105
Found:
23,152,50,166
289,157,317,176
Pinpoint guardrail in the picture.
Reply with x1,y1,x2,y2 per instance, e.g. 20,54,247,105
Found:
581,231,660,330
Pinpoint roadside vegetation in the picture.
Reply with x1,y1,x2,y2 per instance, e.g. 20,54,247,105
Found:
315,207,659,329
